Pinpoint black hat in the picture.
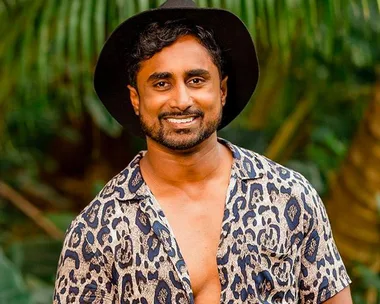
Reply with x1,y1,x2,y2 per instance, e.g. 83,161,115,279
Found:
94,0,259,136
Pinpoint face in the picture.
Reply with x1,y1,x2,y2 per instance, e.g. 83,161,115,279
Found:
128,35,228,151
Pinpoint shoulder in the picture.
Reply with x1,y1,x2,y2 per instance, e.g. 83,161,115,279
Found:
229,141,325,230
257,151,317,200
229,140,315,195
62,153,146,250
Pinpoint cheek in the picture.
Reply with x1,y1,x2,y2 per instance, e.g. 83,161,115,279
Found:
195,87,223,111
139,91,169,115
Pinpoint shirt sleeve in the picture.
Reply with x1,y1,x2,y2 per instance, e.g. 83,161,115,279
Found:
298,186,351,303
53,218,117,303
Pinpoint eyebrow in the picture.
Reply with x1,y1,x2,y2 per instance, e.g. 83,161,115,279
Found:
186,69,211,79
147,72,173,83
147,69,211,83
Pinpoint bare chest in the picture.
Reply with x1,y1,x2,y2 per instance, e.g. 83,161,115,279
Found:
158,193,226,303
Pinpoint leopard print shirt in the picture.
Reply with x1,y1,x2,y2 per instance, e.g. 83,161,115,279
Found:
54,139,351,303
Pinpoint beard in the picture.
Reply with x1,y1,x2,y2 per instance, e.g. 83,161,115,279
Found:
139,108,222,151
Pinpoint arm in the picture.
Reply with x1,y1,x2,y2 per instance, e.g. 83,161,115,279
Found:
298,184,352,304
54,218,117,303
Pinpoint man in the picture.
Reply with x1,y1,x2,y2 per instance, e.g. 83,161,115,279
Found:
54,0,352,303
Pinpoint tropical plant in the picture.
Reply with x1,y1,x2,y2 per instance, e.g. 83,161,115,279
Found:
0,0,379,303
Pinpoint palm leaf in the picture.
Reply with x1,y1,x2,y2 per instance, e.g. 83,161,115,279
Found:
0,0,379,140
0,249,31,304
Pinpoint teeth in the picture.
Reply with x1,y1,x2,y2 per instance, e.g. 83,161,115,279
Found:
167,117,195,124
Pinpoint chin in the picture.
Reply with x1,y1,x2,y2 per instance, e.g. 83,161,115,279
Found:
160,136,204,151
157,130,214,151
141,116,221,151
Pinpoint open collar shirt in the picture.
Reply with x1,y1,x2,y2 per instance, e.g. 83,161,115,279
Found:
54,139,351,303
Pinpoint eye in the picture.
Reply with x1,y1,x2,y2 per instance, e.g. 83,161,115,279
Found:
153,81,170,89
188,78,204,85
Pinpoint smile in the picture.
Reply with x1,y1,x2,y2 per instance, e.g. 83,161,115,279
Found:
166,117,196,124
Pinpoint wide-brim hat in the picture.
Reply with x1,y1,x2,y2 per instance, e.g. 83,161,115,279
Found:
94,0,259,136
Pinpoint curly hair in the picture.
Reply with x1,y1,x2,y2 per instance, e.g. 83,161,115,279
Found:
126,19,224,88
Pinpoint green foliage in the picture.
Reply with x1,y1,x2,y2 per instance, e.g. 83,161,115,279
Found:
351,263,380,304
0,249,31,304
9,238,62,283
1,0,379,141
0,206,74,303
0,244,59,304
0,0,380,303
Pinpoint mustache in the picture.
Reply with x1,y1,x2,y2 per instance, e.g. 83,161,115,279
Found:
158,109,204,119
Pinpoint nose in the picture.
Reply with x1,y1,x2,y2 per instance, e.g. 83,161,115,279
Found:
169,82,193,111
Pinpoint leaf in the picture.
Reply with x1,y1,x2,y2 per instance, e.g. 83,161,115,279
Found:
244,0,256,38
46,212,76,232
54,0,71,77
138,0,150,11
8,238,63,284
67,0,82,112
124,0,137,19
107,0,118,31
37,0,55,94
354,263,380,289
94,0,106,52
322,0,335,59
26,276,53,304
0,249,31,304
197,0,208,8
265,0,277,49
376,193,380,216
361,0,370,19
210,0,222,8
224,0,241,16
277,0,290,61
80,0,94,74
84,94,122,137
256,0,268,47
0,0,44,59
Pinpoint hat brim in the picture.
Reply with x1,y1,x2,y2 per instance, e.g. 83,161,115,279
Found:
94,7,259,137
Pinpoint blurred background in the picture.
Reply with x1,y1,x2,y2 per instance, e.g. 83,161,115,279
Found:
0,0,379,303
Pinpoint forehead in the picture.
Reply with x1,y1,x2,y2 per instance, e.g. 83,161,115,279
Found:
137,35,217,78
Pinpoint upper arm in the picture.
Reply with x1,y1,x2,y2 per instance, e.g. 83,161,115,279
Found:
53,219,116,303
298,185,352,303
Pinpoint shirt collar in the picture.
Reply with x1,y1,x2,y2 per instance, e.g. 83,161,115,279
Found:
110,138,265,201
218,138,265,181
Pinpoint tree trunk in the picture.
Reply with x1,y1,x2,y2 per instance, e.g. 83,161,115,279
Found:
326,81,380,271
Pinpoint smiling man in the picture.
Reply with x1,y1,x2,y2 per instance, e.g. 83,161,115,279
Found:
128,32,227,152
54,1,352,303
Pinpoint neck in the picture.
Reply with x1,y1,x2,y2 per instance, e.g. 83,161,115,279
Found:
141,133,226,185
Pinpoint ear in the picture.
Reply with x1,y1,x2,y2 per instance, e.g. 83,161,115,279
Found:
220,76,228,107
127,85,140,116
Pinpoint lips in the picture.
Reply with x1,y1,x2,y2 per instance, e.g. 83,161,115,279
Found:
166,117,196,124
162,115,199,128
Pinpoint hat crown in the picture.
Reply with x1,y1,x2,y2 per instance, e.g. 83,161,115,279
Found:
159,0,197,9
94,0,259,136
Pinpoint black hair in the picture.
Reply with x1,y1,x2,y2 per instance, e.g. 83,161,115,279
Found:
126,19,224,88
